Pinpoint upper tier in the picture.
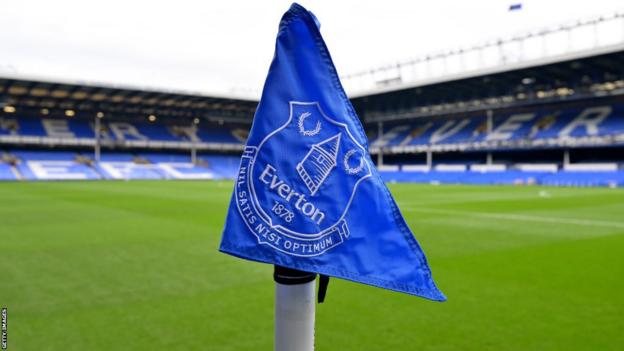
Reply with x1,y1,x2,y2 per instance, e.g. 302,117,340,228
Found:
369,102,624,151
0,117,247,144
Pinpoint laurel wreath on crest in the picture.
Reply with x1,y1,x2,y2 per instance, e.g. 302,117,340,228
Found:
298,112,321,136
343,149,365,175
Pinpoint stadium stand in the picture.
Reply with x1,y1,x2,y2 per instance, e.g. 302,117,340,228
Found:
379,169,624,187
369,103,624,149
3,149,240,181
0,131,245,181
353,49,624,187
0,162,17,180
1,49,623,186
0,116,244,144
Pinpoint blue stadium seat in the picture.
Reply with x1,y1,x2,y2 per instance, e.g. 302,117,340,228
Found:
379,169,624,187
0,163,17,180
0,116,245,144
12,150,78,161
138,152,191,163
17,161,101,180
201,154,240,179
376,103,624,147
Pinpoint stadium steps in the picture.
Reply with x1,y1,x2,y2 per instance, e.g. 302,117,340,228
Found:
10,165,23,180
88,163,106,180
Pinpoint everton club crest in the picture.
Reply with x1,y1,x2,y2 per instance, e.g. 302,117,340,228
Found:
235,101,372,257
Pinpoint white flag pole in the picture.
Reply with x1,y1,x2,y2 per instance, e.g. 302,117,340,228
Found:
274,266,317,351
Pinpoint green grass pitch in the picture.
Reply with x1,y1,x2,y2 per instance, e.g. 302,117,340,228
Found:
1,181,623,350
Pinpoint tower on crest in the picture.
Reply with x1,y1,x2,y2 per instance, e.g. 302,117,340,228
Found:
296,133,341,195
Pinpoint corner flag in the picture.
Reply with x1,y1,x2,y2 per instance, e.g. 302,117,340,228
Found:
219,3,445,301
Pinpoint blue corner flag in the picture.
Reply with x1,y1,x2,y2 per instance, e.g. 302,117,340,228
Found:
219,3,445,301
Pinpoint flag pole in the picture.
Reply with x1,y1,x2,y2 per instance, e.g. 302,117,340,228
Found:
273,265,316,351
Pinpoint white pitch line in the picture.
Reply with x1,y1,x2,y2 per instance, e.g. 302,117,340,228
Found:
403,207,624,230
